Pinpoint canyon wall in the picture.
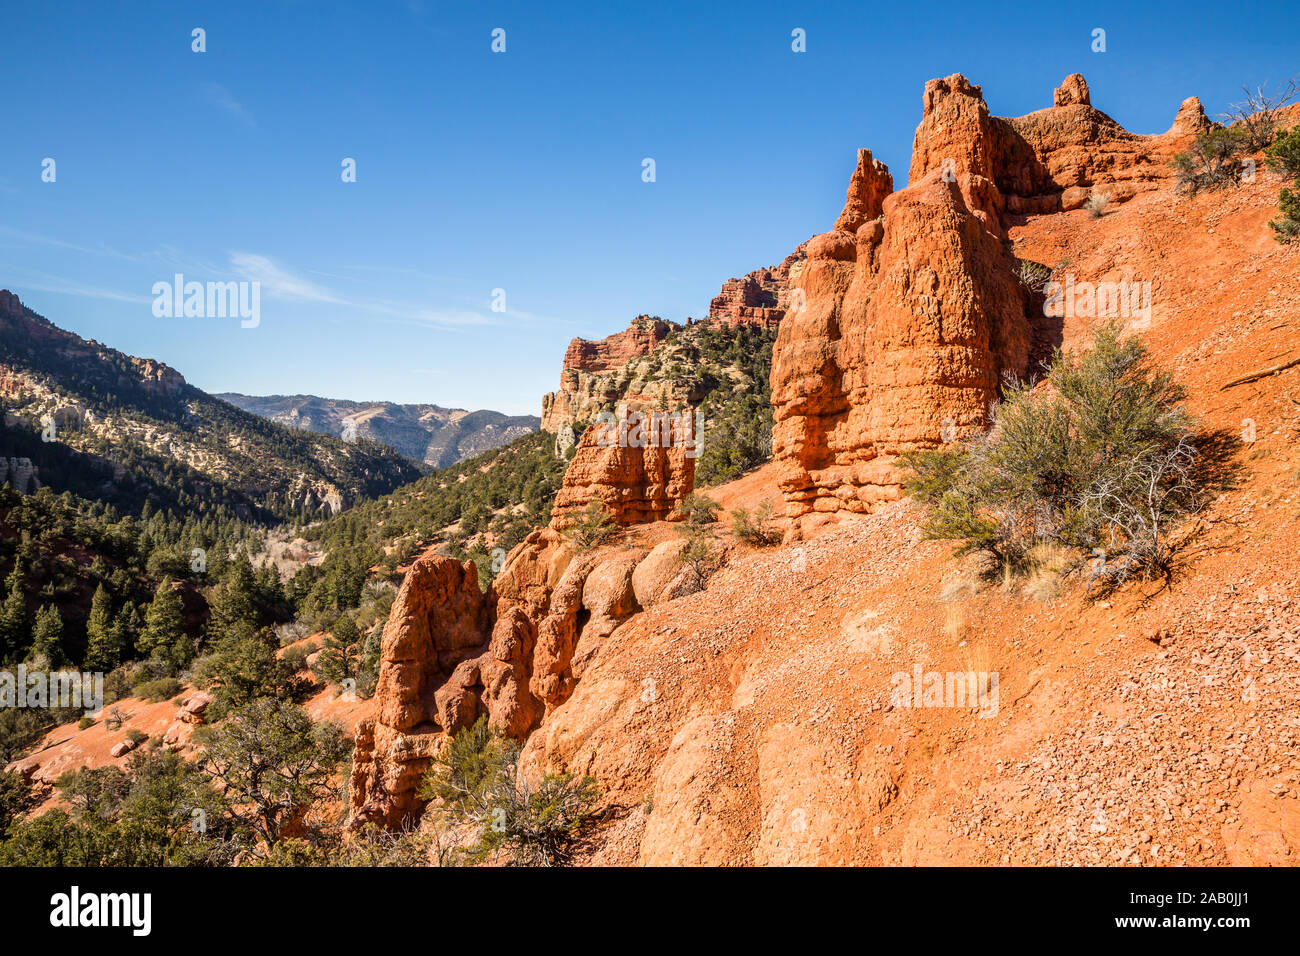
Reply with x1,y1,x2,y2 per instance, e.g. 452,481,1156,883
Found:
704,244,808,329
541,316,674,432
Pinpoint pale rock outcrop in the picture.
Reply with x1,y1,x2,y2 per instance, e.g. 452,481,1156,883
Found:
0,457,40,493
541,317,672,431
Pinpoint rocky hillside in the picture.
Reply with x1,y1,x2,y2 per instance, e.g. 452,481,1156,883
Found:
344,72,1300,865
6,68,1299,871
540,251,805,435
217,393,538,469
0,291,422,519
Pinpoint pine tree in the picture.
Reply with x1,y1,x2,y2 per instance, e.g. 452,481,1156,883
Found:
207,559,257,641
84,585,124,672
315,615,360,686
30,604,65,667
140,578,190,670
0,564,31,663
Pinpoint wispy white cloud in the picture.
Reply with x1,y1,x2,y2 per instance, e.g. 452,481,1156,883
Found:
229,253,499,328
0,227,146,263
4,228,527,330
230,252,343,303
203,83,254,126
11,271,153,304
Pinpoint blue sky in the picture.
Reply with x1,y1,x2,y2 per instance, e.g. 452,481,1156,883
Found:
4,0,1297,415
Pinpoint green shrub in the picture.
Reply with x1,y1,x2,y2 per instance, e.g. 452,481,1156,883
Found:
561,500,618,552
1270,185,1300,243
1265,125,1300,179
419,717,597,866
904,323,1215,589
672,493,723,591
1266,126,1300,243
1171,127,1250,194
418,716,518,813
731,500,781,546
674,492,720,528
133,677,182,703
280,643,315,677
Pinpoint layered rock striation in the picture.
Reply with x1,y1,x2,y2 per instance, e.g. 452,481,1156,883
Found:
549,416,697,529
541,249,806,434
541,317,673,432
704,244,809,330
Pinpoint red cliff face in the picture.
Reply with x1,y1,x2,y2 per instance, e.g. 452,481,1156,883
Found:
771,73,1209,525
348,524,676,828
705,244,808,330
0,290,24,320
549,419,696,529
559,316,671,376
541,249,807,432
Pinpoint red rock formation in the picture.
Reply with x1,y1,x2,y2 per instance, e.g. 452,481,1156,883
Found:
549,415,696,528
348,554,489,828
349,422,698,827
541,317,672,432
910,73,1207,217
1167,96,1213,137
559,316,671,375
0,290,23,320
348,527,669,827
772,90,1034,520
1053,72,1090,107
772,73,1208,522
705,244,808,329
541,250,806,432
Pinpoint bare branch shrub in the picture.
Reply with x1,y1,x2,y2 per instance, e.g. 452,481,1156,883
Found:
1016,259,1053,294
1223,77,1300,150
1172,128,1250,193
1083,191,1111,218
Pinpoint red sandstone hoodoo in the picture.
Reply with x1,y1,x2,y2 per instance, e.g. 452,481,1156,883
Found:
770,72,1211,527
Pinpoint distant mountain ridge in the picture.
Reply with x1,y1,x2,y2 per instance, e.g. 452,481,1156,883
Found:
216,393,539,468
0,289,423,519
